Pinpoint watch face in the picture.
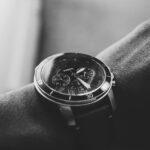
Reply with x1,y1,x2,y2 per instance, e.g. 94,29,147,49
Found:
41,53,106,96
35,53,112,106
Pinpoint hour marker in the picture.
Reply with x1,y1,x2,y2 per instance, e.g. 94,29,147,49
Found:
50,91,53,95
69,96,71,100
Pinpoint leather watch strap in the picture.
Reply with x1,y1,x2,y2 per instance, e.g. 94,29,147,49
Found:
73,96,114,150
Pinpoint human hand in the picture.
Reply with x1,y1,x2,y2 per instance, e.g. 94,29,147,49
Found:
96,20,150,150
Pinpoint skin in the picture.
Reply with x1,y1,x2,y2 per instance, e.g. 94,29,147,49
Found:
97,20,150,150
1,20,150,149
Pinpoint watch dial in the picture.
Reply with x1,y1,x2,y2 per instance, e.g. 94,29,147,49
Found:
42,53,106,96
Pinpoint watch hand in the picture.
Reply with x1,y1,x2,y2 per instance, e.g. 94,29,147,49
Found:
76,67,85,74
64,68,74,72
77,78,91,89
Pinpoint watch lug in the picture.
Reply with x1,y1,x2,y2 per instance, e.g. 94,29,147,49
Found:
59,105,76,126
112,80,116,86
108,89,116,111
111,73,116,86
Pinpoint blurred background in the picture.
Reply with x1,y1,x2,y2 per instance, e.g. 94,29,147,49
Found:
0,0,150,93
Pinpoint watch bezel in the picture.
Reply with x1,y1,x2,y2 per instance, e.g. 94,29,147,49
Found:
34,53,114,106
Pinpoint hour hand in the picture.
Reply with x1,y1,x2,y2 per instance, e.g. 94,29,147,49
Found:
77,78,91,89
76,67,85,74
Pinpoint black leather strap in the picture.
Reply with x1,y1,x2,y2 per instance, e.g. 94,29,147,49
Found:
72,96,112,119
72,96,114,150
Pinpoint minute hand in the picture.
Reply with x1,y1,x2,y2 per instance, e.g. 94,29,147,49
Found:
77,78,91,89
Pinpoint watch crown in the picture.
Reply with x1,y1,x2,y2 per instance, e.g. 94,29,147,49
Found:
112,80,116,86
111,73,115,86
111,73,114,79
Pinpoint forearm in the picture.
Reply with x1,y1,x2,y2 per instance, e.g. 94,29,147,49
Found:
1,19,150,150
96,20,150,105
96,20,150,149
0,84,78,150
96,20,150,76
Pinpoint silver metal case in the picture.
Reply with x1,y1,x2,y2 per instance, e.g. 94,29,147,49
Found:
34,53,116,126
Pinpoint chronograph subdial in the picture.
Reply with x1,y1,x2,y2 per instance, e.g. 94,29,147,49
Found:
68,79,87,95
52,72,70,92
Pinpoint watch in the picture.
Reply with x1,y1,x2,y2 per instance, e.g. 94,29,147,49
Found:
34,53,116,129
